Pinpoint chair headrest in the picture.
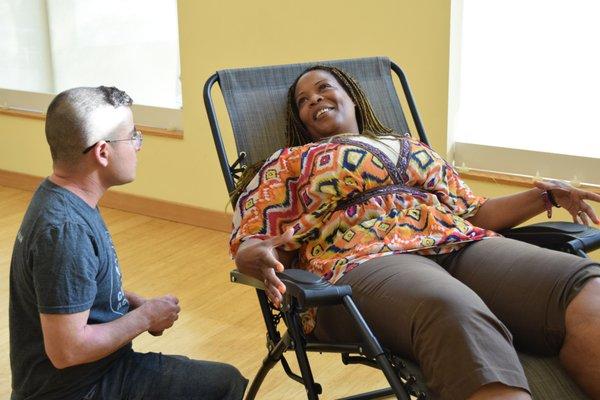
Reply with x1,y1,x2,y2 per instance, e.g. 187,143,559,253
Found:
218,56,410,166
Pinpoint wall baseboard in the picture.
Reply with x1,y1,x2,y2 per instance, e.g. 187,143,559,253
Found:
0,169,232,233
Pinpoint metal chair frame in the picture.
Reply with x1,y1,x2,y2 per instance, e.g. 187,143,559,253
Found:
204,60,429,400
203,58,600,400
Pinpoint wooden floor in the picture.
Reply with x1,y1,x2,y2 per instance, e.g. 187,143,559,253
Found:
0,185,390,399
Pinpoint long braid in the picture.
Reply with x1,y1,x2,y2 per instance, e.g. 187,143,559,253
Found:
230,65,402,205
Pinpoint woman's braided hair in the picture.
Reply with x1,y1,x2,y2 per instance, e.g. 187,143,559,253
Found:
285,65,393,146
230,65,403,205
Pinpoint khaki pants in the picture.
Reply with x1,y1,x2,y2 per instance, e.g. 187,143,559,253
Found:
313,237,600,400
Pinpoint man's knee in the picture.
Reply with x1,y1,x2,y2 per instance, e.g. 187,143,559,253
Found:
146,354,247,399
193,360,247,400
214,361,247,387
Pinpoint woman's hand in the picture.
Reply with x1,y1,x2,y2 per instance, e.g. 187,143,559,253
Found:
235,228,295,307
534,180,600,225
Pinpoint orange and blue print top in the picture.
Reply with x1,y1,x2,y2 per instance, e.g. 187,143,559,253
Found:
231,135,497,329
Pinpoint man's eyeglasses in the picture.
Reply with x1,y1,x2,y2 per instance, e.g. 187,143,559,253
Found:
83,129,143,154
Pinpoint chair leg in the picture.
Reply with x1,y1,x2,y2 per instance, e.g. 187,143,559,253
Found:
337,387,395,400
285,311,323,399
342,295,411,400
245,355,277,400
245,290,292,399
245,334,291,400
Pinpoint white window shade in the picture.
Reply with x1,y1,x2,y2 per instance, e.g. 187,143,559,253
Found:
0,0,181,130
0,0,53,94
450,0,600,184
47,0,181,109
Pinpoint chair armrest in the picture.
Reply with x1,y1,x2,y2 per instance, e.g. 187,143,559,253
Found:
500,221,600,256
230,268,352,309
277,269,352,309
230,269,265,290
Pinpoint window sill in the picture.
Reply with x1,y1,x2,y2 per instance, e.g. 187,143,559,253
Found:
453,142,600,187
0,107,183,139
459,167,600,195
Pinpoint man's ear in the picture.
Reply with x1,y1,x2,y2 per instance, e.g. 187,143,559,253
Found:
94,141,110,167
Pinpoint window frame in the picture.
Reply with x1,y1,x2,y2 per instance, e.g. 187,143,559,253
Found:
448,0,599,186
0,88,183,138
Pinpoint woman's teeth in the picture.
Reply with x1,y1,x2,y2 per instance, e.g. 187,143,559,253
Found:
316,108,332,119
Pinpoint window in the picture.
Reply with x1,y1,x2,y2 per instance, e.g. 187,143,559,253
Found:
0,0,182,130
449,0,600,184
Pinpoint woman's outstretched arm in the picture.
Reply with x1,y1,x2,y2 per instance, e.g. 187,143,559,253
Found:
467,180,600,231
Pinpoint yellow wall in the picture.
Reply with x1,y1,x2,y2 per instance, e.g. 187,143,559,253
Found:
0,1,451,212
2,2,599,257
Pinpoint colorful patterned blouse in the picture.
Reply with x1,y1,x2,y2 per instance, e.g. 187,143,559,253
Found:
230,135,497,332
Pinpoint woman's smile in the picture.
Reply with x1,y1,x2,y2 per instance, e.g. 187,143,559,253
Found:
314,107,334,120
294,69,359,140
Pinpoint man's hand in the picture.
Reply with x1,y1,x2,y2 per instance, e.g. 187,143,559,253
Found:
125,291,146,310
139,295,180,335
125,291,173,335
235,228,295,307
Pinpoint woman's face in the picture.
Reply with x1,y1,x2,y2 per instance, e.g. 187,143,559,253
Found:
294,69,359,141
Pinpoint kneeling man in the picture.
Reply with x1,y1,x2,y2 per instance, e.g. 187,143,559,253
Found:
9,86,247,400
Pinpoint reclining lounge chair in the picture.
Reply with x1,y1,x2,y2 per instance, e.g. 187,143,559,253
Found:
203,56,600,399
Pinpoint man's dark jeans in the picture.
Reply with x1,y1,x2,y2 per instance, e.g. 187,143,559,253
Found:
81,351,247,400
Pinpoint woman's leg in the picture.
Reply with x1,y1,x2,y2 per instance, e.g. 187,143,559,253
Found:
561,277,600,398
313,254,529,400
468,383,530,400
440,237,600,397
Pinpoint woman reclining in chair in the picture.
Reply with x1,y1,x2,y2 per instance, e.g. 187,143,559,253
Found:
230,65,600,400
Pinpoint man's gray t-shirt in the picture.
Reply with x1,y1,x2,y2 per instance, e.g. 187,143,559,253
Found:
9,179,131,400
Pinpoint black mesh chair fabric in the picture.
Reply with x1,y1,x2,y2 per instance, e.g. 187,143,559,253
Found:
218,56,410,167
